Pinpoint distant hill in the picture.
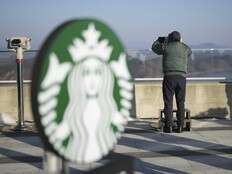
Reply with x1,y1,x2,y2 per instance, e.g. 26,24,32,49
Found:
190,43,229,49
0,49,8,52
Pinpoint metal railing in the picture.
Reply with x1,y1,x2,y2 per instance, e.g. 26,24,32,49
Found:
0,80,31,84
134,77,232,83
0,77,232,85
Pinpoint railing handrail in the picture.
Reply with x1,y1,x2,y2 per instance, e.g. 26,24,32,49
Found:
135,77,226,81
134,77,232,83
0,80,31,84
0,77,232,84
1,48,232,53
0,50,39,53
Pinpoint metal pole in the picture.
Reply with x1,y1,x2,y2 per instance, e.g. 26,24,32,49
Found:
15,47,27,130
61,159,69,174
43,150,66,174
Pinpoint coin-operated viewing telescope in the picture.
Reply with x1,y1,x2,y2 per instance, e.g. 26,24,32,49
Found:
6,37,31,130
6,37,31,59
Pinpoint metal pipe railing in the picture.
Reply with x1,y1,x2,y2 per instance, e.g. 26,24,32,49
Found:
1,77,232,84
0,80,31,84
134,77,232,83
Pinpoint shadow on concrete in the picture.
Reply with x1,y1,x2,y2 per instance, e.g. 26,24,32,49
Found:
119,136,232,171
193,107,228,119
225,82,232,119
192,118,232,127
120,121,232,171
0,126,42,148
0,147,42,169
68,153,190,174
109,152,190,174
10,133,42,148
133,158,190,174
0,126,43,169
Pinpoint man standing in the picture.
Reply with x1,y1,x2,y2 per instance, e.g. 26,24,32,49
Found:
152,31,192,133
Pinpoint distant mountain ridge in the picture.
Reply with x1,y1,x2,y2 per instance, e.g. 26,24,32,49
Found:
190,43,230,49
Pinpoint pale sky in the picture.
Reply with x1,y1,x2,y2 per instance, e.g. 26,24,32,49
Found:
1,0,232,49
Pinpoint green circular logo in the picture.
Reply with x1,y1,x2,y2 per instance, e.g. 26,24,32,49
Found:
31,19,133,164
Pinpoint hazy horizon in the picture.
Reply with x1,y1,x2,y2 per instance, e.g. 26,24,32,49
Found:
1,0,232,50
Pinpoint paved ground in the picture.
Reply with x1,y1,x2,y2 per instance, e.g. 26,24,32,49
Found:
0,119,231,174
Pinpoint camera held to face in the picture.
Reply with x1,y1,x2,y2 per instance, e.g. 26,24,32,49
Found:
158,37,168,44
6,37,31,50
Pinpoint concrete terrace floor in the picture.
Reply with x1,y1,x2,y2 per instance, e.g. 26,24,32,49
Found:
0,119,231,174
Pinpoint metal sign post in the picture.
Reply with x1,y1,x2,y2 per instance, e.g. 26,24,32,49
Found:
15,47,26,130
43,150,69,174
6,37,31,130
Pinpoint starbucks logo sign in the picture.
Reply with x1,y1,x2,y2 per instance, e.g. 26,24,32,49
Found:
31,19,133,164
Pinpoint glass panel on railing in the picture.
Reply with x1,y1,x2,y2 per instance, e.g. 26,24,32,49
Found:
0,51,37,80
0,51,16,80
128,49,232,79
1,49,232,80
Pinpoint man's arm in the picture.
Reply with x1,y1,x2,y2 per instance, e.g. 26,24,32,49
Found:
187,47,192,58
151,39,165,55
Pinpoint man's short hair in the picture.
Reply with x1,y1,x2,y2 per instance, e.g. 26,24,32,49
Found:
168,31,181,42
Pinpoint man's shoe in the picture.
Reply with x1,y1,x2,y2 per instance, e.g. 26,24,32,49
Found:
164,126,172,133
177,127,182,133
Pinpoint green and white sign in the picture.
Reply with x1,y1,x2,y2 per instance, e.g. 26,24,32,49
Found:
31,19,133,164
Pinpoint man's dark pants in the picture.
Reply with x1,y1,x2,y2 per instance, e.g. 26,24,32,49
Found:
163,75,186,128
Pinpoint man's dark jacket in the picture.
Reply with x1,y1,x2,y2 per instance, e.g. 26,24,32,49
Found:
152,40,192,76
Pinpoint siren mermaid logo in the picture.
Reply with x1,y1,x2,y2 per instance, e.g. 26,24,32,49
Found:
33,21,133,164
